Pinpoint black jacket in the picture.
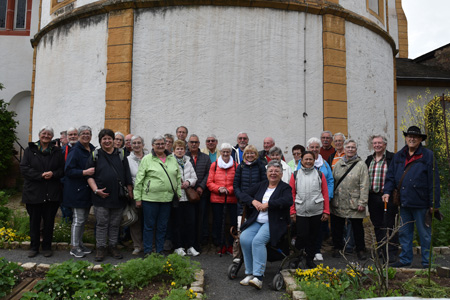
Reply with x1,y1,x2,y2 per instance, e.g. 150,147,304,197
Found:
20,142,65,204
365,150,394,169
186,151,211,191
240,181,292,246
233,159,267,202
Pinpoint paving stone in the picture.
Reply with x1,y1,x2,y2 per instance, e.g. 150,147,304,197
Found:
190,286,203,293
37,263,51,272
292,291,307,300
440,247,450,255
57,242,70,250
22,262,37,270
20,241,31,250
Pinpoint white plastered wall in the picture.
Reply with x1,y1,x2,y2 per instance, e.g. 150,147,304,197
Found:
339,0,387,30
397,85,450,148
387,0,399,52
346,22,395,158
132,6,323,160
32,15,108,144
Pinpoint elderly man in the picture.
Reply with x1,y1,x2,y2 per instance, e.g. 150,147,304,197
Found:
365,135,397,263
231,132,249,164
59,131,68,147
125,134,133,154
187,134,212,248
258,137,285,164
176,126,188,142
327,133,346,169
383,126,440,268
201,134,220,163
320,131,335,161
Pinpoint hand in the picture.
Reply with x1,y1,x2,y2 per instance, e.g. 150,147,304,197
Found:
260,202,269,212
290,214,296,223
42,171,53,180
218,187,228,194
382,194,390,203
128,189,133,200
135,201,142,208
321,213,329,222
196,187,203,196
357,205,365,212
96,188,109,198
252,200,261,211
83,167,95,176
181,181,190,189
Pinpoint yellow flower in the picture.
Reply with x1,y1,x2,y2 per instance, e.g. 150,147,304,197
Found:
171,281,176,286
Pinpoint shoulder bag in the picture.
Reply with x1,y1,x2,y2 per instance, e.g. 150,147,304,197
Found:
392,160,418,206
159,162,180,208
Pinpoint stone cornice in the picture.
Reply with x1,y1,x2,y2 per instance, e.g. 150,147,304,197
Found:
31,0,397,53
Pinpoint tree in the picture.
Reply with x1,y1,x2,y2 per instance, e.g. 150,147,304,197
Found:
0,83,19,176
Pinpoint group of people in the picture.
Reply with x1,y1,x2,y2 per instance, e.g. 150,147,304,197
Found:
20,124,440,288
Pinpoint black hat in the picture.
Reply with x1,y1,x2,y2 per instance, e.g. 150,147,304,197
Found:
403,126,427,141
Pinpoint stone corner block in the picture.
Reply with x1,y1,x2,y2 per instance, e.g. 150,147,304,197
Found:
22,262,37,270
37,263,51,272
20,241,31,250
57,242,70,250
93,265,103,271
190,286,203,293
292,290,307,300
9,241,20,249
440,247,450,255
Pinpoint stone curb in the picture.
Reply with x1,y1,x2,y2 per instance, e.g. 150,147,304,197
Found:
282,267,430,300
14,261,206,298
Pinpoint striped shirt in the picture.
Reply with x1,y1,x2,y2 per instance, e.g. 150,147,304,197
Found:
368,153,388,193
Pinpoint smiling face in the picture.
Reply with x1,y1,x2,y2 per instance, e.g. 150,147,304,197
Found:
152,139,166,156
67,129,78,145
131,137,144,153
79,130,92,146
406,134,422,151
301,153,315,169
237,133,249,150
173,146,186,158
308,142,320,159
333,135,345,151
372,137,386,155
220,148,231,162
263,137,274,152
188,136,200,152
266,165,282,185
321,132,332,148
344,142,357,158
101,135,114,152
269,152,282,161
114,135,124,148
244,150,257,163
39,130,54,145
206,137,218,151
176,127,188,141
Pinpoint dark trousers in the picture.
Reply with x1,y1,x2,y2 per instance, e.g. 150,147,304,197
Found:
295,214,322,259
368,192,399,257
211,203,237,246
331,214,366,252
172,201,196,249
195,190,211,248
26,201,60,252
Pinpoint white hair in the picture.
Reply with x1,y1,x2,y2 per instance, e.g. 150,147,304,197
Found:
306,137,322,149
39,126,54,137
220,143,232,151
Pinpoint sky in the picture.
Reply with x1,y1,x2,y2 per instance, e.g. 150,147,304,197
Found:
402,0,450,59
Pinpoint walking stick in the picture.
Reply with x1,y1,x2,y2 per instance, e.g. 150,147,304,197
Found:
220,193,228,257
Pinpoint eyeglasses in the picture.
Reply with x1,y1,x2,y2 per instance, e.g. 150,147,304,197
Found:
189,141,199,144
292,152,302,156
80,132,91,136
238,137,248,140
165,140,173,144
154,143,165,147
206,140,216,143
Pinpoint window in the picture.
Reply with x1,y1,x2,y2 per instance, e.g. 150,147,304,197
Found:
50,0,76,14
0,0,32,35
366,0,385,24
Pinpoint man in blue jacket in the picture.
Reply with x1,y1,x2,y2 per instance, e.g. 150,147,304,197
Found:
383,126,440,268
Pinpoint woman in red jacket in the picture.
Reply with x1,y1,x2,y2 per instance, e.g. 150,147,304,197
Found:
207,143,238,254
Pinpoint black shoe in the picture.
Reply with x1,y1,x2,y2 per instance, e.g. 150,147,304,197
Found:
42,250,53,257
389,261,411,268
95,246,106,262
306,259,317,269
27,250,39,258
332,249,340,258
356,251,367,260
109,246,123,259
344,248,354,254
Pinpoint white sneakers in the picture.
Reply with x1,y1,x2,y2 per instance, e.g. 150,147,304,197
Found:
132,248,142,255
314,253,323,261
174,248,187,256
249,277,263,289
240,275,254,286
175,247,200,257
186,247,200,257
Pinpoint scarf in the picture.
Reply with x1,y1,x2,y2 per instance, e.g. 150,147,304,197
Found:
314,154,324,169
36,141,52,154
176,156,185,169
218,155,234,169
342,155,359,163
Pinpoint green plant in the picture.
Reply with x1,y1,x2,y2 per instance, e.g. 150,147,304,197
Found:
163,253,200,287
9,209,30,237
118,254,166,289
0,84,19,177
0,191,11,228
0,257,23,297
22,260,123,300
52,219,72,243
403,277,450,297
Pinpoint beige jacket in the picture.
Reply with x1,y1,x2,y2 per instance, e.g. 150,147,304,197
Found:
331,157,369,219
201,147,220,161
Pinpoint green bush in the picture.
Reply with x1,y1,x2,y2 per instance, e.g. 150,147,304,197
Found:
0,191,11,228
0,83,19,177
0,257,23,297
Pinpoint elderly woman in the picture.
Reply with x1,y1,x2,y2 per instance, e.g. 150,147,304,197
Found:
63,125,96,258
207,143,238,254
383,126,440,268
85,129,133,262
331,139,369,260
238,160,292,289
233,145,267,218
20,126,65,258
288,144,305,172
289,151,330,268
127,135,149,255
164,133,175,153
171,140,199,256
134,134,181,256
114,131,125,149
268,147,292,184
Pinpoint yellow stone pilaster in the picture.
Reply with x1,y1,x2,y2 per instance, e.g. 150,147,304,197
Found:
396,0,408,58
322,14,347,136
105,9,134,133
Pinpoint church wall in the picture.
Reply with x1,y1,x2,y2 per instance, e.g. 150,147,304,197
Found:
339,0,386,29
345,21,395,158
32,15,108,141
131,6,324,156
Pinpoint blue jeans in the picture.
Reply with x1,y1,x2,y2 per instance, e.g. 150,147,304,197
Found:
399,207,431,266
240,222,270,277
142,201,171,254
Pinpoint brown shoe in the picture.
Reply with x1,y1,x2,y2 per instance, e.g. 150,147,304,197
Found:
27,250,39,258
42,250,53,257
109,246,123,259
95,246,106,262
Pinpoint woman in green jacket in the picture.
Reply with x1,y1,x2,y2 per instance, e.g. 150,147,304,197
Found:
134,134,181,255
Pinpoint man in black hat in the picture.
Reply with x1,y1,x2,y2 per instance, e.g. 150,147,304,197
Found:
382,126,440,268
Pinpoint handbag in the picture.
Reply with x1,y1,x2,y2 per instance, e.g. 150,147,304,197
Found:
186,187,200,203
121,202,138,226
392,160,418,207
159,163,180,208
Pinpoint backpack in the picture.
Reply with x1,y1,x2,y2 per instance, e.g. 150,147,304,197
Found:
92,148,125,162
